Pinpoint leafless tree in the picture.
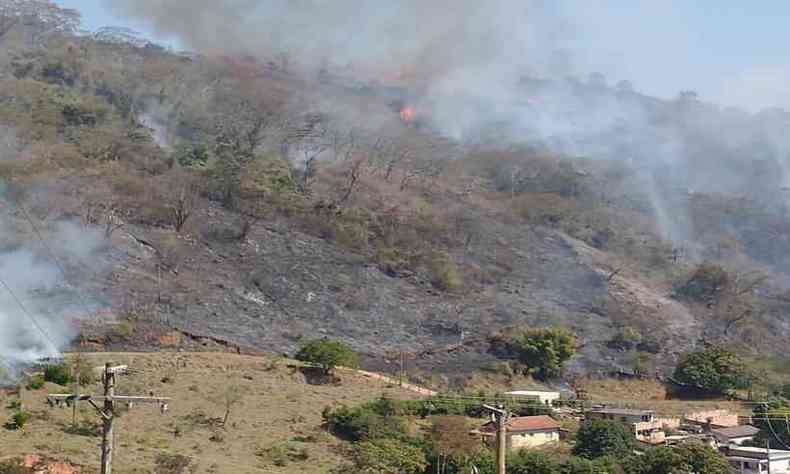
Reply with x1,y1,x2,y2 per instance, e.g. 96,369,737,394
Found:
167,175,199,233
82,202,126,239
293,115,330,194
335,157,366,207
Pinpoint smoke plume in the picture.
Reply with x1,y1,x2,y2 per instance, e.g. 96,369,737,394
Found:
106,0,790,251
0,133,107,382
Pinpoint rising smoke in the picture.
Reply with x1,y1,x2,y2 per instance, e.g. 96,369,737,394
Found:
106,0,790,250
0,130,107,382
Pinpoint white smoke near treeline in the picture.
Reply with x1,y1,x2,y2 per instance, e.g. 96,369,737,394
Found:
0,213,107,382
0,132,107,382
105,0,790,250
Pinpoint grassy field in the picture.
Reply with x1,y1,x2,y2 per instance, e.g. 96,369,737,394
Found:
0,352,425,473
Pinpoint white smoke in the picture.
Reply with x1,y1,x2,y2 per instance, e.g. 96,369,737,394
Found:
103,0,790,251
0,129,107,382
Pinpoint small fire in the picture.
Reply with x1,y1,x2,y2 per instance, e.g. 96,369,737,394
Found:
400,106,418,124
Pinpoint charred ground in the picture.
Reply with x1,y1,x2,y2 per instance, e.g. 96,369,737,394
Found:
2,5,790,389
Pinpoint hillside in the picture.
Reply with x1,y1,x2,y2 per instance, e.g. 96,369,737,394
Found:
1,2,790,391
0,352,425,473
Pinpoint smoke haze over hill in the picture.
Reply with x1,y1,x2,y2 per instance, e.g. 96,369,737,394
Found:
104,0,790,250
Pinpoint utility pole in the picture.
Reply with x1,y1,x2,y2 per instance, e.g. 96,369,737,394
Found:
484,404,510,474
47,362,172,474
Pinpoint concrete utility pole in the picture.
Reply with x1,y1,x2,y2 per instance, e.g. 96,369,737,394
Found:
47,362,172,474
483,404,510,474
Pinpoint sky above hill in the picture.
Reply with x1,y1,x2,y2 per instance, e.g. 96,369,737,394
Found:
54,0,790,112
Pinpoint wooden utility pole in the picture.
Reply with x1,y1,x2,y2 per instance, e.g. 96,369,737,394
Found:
484,404,510,474
47,362,172,474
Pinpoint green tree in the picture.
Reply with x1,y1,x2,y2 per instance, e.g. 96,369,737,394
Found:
624,444,730,474
673,344,751,394
508,451,562,474
295,339,359,375
573,420,635,459
513,328,577,380
321,404,406,442
752,400,790,448
564,455,623,474
353,438,427,474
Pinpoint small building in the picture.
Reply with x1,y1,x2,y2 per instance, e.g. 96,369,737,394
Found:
685,409,740,428
587,408,656,424
479,415,561,450
723,446,790,474
711,425,760,447
504,390,561,406
586,408,670,445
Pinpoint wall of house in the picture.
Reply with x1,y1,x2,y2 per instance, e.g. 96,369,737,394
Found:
686,409,739,427
509,430,559,450
728,457,790,473
656,417,681,430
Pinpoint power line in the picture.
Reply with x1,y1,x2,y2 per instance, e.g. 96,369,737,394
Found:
0,275,61,357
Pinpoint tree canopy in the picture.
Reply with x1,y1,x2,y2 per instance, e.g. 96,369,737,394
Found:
295,339,359,375
573,419,636,459
624,444,731,474
673,344,750,394
513,327,577,380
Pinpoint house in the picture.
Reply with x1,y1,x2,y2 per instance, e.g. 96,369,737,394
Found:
722,446,790,473
479,415,560,450
586,408,672,445
587,408,656,424
711,425,760,446
504,390,561,407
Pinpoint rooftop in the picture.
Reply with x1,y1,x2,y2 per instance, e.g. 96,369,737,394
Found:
504,390,560,396
725,446,790,460
589,408,655,416
479,416,560,434
711,425,760,439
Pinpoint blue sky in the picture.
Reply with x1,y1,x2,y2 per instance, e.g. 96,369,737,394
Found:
54,0,790,111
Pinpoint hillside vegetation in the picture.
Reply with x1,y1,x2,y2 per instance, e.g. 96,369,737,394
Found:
2,3,790,390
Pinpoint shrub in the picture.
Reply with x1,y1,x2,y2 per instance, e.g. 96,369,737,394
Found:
609,326,643,351
574,420,636,459
508,451,562,474
173,143,209,168
0,459,33,474
673,344,751,394
321,404,407,441
43,363,74,386
294,339,359,375
256,443,309,467
26,376,45,390
353,438,427,474
427,250,462,291
675,263,729,301
154,453,192,474
4,411,32,431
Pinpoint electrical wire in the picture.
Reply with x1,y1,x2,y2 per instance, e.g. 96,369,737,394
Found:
0,275,61,357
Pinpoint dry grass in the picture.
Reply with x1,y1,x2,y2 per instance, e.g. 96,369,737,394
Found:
0,352,424,473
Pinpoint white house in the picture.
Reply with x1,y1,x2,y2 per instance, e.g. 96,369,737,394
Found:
724,446,790,474
479,415,561,450
504,390,561,407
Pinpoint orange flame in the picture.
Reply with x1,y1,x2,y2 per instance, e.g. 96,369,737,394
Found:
400,106,418,124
